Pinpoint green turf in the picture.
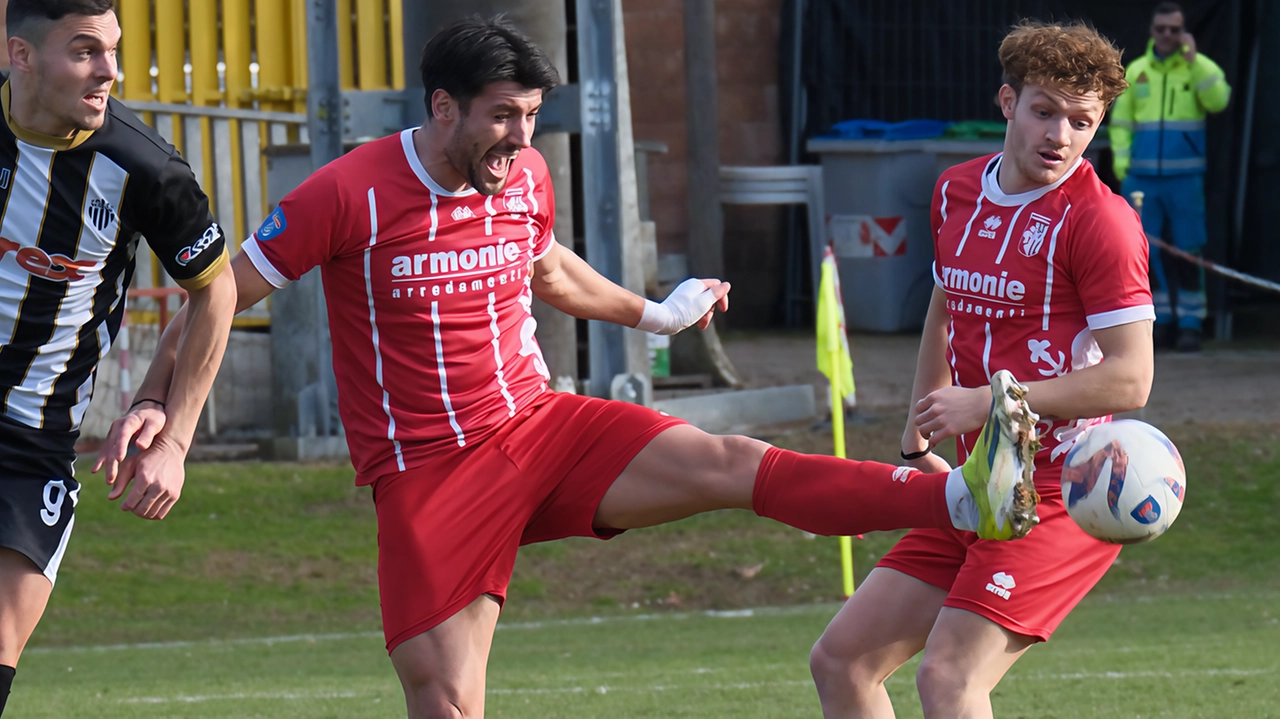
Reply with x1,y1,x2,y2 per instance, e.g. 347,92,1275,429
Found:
15,590,1280,718
10,421,1279,717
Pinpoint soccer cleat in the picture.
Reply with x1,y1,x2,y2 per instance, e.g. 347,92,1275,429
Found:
962,370,1042,540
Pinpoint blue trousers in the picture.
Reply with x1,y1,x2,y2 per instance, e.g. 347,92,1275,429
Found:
1121,173,1208,331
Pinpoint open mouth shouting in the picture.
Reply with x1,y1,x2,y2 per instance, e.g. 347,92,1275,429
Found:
482,148,520,182
83,90,109,112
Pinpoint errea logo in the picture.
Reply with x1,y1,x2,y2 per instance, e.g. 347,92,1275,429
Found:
451,205,475,221
977,215,1002,239
986,571,1016,600
892,466,916,483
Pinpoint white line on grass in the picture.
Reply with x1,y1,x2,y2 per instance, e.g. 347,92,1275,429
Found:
31,590,1280,656
116,668,1275,705
30,605,836,655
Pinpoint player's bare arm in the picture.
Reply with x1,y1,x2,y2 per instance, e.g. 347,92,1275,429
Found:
531,241,729,332
91,263,236,519
916,320,1153,447
901,286,955,472
95,253,273,503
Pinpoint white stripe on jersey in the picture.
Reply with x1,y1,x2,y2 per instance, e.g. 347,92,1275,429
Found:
432,301,466,447
982,322,993,382
946,319,972,456
994,203,1029,265
1041,206,1072,332
362,188,406,470
522,168,540,250
12,155,130,427
938,180,951,229
945,320,960,387
487,292,517,417
953,195,983,256
0,142,57,352
484,196,496,236
427,190,439,242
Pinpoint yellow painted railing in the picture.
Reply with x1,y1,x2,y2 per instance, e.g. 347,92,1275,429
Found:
114,0,405,318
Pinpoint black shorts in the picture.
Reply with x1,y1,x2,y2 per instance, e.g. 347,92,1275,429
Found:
0,475,80,585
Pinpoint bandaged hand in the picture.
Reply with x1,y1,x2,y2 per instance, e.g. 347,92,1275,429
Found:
635,278,724,335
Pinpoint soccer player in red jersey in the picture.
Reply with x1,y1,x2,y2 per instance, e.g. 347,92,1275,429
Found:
809,20,1156,718
100,17,1040,717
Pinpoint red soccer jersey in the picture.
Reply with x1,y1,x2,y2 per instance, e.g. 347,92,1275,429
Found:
932,154,1154,479
243,130,556,483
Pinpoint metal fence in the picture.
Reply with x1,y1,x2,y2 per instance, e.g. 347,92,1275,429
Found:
113,0,406,322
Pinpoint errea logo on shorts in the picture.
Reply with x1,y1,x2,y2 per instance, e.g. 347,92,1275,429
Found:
892,466,916,483
986,571,1016,600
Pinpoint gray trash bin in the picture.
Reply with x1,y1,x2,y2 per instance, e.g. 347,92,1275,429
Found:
807,138,937,333
808,137,1109,334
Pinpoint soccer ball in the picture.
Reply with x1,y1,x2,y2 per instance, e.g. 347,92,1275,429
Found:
1061,420,1186,544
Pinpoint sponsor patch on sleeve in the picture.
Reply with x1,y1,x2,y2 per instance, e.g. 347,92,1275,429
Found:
256,206,287,241
176,223,223,267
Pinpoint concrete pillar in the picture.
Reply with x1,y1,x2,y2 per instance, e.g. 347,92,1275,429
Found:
684,0,724,281
403,1,579,385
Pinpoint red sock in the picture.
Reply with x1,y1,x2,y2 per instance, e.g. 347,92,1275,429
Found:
752,447,952,535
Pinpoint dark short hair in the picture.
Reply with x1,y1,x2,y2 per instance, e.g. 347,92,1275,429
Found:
419,15,560,119
1152,2,1183,19
6,0,116,43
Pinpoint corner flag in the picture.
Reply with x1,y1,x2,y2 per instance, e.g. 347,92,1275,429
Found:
817,246,855,403
815,245,859,597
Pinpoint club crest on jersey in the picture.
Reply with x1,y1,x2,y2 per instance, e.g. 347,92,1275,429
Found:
451,205,475,221
503,188,529,214
176,224,222,267
256,206,287,241
978,214,1002,239
1019,212,1052,257
87,197,116,232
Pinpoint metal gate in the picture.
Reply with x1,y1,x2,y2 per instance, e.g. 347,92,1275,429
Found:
114,0,406,322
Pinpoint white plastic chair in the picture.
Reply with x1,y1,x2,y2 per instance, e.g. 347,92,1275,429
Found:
719,165,825,323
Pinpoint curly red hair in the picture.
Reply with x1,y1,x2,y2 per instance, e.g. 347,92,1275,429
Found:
999,20,1128,107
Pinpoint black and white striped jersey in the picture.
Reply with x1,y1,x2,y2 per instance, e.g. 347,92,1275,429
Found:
0,80,229,478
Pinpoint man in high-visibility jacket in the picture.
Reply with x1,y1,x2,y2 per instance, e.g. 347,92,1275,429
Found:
1110,1,1230,352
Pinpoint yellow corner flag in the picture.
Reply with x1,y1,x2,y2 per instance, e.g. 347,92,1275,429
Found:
816,245,858,597
816,246,855,403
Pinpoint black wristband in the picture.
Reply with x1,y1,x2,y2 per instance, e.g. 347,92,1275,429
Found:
129,398,165,412
900,448,931,461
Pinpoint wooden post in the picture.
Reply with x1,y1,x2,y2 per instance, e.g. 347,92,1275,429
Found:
684,0,724,281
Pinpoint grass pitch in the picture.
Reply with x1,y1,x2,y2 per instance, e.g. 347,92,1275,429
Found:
17,591,1280,718
10,420,1280,717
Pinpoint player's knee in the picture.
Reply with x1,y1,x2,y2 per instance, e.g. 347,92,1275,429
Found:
915,655,974,707
402,684,475,719
697,434,769,503
809,638,849,690
810,636,888,695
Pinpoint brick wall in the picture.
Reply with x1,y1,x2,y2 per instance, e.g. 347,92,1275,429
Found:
623,0,788,327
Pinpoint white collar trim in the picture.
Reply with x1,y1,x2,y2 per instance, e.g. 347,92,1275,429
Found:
400,128,479,197
981,153,1082,207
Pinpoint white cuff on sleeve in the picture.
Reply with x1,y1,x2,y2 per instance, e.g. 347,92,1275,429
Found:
241,236,292,289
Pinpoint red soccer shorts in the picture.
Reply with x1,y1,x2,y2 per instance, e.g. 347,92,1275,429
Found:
876,476,1121,641
372,391,684,653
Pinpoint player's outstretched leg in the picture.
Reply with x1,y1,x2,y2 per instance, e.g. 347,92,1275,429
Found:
594,384,1041,540
961,369,1041,540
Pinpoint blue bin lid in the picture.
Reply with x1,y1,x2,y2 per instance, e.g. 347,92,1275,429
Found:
823,119,952,141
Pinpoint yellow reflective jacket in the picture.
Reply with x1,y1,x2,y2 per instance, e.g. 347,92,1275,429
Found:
1109,39,1231,178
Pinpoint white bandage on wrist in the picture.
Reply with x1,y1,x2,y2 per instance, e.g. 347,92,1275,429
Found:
635,278,717,335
